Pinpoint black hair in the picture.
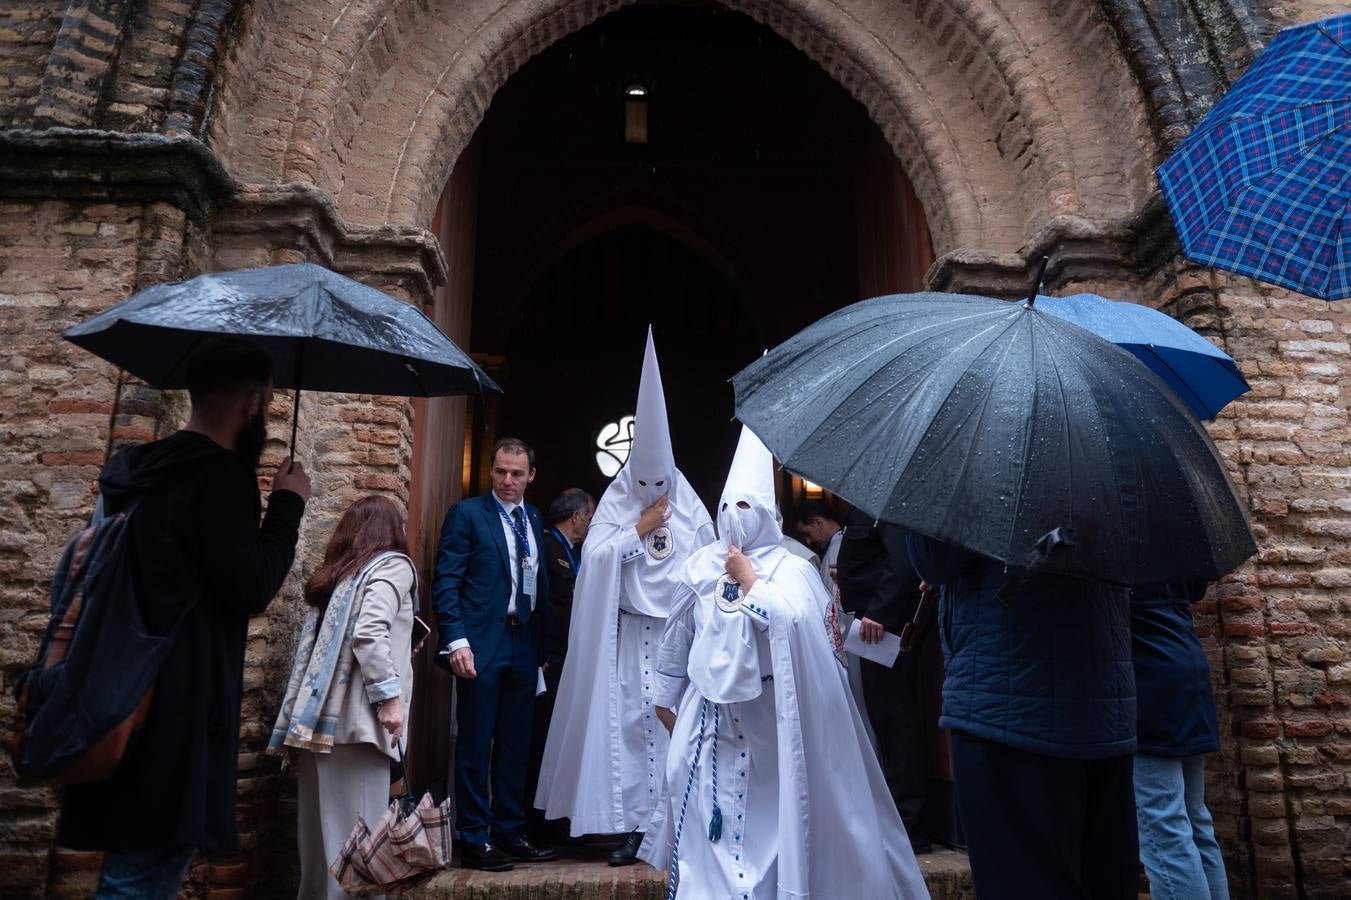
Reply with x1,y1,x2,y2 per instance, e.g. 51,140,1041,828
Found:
185,338,272,408
794,499,837,526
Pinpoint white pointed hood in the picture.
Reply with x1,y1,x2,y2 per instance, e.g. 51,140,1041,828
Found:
716,425,784,561
627,327,676,506
683,423,790,705
588,327,714,617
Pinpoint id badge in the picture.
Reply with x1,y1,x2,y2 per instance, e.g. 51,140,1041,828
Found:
522,560,538,600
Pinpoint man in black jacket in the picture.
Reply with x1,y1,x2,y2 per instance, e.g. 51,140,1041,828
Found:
59,339,310,899
525,487,594,842
835,507,931,854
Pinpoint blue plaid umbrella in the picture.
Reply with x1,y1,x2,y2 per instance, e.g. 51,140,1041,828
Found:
1158,12,1351,301
1032,293,1250,419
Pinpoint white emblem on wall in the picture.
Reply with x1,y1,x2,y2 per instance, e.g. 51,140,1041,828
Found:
595,414,636,477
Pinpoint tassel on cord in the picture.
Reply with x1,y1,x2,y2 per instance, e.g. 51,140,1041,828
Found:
668,699,710,900
708,704,723,843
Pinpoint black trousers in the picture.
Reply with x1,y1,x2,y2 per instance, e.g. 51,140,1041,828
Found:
524,660,564,835
951,732,1138,900
860,640,930,846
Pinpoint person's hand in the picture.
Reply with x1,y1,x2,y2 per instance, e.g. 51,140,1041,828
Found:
919,580,934,594
636,494,671,538
725,545,757,592
656,706,677,735
272,459,312,502
449,646,477,679
858,617,885,644
377,697,405,748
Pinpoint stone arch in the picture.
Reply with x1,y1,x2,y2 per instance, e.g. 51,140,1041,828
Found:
210,0,1160,258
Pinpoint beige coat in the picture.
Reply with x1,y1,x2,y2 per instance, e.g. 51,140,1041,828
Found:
331,555,418,760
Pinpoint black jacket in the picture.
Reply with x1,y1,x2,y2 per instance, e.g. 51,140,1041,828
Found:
540,528,580,671
59,431,304,853
1131,582,1219,757
835,508,921,632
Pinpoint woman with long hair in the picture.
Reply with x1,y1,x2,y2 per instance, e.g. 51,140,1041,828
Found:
269,495,417,899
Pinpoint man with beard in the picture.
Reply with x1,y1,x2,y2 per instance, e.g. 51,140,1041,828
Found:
534,329,716,866
59,338,311,899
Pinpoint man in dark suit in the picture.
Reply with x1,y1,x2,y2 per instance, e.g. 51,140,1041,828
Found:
434,437,555,871
836,507,931,854
525,487,595,842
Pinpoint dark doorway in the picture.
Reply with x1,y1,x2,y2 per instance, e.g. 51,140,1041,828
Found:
412,0,938,829
499,224,758,504
461,0,930,510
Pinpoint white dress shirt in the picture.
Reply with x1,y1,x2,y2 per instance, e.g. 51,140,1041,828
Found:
495,496,538,615
447,493,538,654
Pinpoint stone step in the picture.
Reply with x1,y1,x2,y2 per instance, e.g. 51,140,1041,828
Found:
406,849,973,899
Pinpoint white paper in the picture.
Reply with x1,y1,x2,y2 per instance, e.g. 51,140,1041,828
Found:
536,667,547,696
843,618,902,668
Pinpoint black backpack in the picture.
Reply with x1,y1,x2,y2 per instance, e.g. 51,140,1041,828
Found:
8,494,189,783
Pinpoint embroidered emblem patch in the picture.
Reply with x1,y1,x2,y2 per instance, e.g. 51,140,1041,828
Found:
645,525,674,560
715,574,744,613
825,599,848,668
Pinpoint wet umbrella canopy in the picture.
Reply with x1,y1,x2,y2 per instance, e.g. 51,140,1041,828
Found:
732,292,1256,586
64,262,499,396
1033,292,1249,420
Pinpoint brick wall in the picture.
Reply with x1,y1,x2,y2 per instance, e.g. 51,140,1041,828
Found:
0,197,182,897
3,0,1350,897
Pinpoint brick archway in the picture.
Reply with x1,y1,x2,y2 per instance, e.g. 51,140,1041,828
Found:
212,0,1157,258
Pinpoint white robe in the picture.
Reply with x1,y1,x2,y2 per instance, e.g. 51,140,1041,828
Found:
640,551,929,900
534,488,716,835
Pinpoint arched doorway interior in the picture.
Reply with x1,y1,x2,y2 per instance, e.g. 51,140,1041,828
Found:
410,0,937,826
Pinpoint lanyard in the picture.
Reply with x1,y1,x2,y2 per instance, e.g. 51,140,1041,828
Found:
494,498,532,560
550,527,580,575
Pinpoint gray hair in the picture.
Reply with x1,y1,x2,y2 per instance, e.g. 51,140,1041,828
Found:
548,487,595,525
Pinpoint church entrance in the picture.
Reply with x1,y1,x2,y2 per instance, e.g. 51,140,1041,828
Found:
407,0,940,833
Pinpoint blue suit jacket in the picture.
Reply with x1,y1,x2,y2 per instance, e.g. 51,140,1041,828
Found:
433,493,549,670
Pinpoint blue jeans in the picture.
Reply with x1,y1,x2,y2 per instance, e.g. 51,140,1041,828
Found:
1134,754,1228,900
94,845,195,899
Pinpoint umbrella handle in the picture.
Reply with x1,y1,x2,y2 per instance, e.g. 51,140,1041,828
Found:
1025,255,1050,308
289,340,304,463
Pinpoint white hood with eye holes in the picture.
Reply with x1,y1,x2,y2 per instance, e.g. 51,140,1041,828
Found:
588,327,714,617
715,424,786,564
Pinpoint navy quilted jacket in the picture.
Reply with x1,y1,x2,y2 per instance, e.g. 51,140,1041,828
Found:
908,533,1136,759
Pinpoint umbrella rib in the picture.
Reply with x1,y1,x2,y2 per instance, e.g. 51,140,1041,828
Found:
894,313,1025,540
1060,333,1140,575
869,311,1019,498
1001,318,1044,560
804,307,1011,487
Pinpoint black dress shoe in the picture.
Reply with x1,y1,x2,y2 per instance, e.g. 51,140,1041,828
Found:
502,836,558,862
460,842,515,871
608,830,643,867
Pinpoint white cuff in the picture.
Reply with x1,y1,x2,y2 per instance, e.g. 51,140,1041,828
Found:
740,582,771,631
447,638,471,653
620,528,645,563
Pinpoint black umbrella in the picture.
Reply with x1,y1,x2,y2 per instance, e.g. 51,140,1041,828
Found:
64,262,500,454
731,291,1256,586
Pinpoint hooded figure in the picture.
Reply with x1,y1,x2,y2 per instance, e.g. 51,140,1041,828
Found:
639,426,929,900
535,329,716,852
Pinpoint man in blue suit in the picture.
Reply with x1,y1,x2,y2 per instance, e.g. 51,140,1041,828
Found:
434,437,555,871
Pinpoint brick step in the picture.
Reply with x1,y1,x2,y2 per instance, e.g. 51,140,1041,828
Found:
406,849,973,899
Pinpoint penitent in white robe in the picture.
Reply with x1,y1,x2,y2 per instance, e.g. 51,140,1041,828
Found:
640,552,929,900
534,483,716,835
